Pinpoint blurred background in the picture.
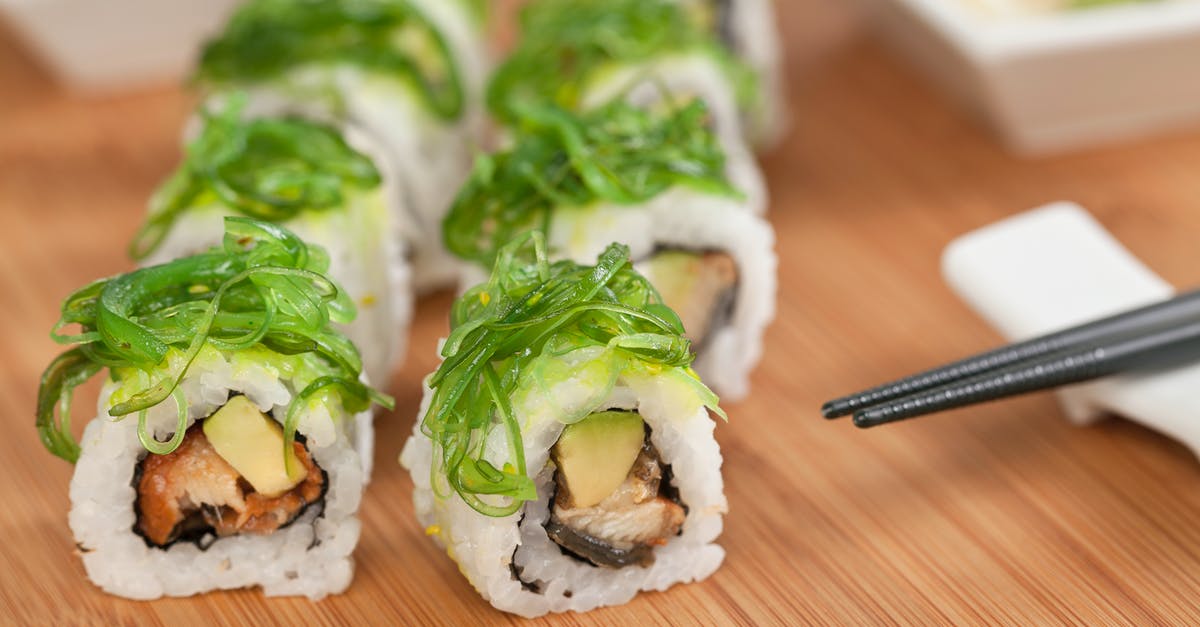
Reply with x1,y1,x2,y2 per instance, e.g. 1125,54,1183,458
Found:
4,0,1200,153
5,1,1200,622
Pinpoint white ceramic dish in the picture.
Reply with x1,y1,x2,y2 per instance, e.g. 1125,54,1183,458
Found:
858,0,1200,154
0,0,240,93
943,201,1200,461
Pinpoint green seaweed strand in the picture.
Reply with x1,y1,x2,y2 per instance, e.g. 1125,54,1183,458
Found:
197,0,463,120
130,96,381,261
37,217,393,463
487,0,757,122
443,97,739,267
422,232,719,517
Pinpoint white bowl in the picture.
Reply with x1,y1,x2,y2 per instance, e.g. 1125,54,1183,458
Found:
0,0,240,93
858,0,1200,154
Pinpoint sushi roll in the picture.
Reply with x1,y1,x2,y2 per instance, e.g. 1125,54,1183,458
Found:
674,0,788,148
400,235,728,617
488,0,766,212
37,218,392,599
445,98,777,400
196,0,489,291
131,99,409,387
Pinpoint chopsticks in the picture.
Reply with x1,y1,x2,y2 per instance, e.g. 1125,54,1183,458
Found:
822,288,1200,428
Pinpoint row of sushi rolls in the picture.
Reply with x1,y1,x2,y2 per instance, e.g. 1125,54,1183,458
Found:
35,0,785,617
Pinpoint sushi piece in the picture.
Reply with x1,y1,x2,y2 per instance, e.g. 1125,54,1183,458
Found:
400,235,728,617
196,0,489,291
444,98,776,400
131,99,410,387
37,218,392,599
488,0,768,213
674,0,788,147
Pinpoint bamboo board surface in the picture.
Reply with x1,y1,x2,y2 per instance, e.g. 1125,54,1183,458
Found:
6,1,1200,624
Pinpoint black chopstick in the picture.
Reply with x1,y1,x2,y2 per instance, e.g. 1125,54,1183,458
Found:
822,288,1200,419
852,318,1200,428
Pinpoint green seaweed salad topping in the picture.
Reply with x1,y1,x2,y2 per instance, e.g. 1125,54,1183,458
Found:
131,98,381,261
487,0,756,123
38,218,393,463
422,233,724,517
197,0,463,120
443,97,740,267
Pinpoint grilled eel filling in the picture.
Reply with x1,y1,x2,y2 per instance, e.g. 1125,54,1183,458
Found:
133,423,325,548
638,249,738,354
545,423,687,569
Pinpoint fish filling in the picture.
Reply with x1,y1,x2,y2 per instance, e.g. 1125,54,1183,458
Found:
546,411,686,568
134,407,325,548
638,249,738,352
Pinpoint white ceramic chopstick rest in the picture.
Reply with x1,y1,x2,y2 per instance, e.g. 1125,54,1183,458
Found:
941,201,1200,458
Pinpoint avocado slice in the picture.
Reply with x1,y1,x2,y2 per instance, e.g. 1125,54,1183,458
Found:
639,250,738,346
202,395,306,498
641,251,703,315
553,411,645,509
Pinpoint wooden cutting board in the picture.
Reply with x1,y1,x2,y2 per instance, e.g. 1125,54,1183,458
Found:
5,1,1200,624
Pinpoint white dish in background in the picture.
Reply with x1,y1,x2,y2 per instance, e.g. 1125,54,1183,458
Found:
0,0,241,94
858,0,1200,154
943,202,1200,461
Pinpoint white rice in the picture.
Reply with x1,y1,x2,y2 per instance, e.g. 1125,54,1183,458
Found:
339,0,489,292
580,55,768,215
69,348,370,600
343,86,475,292
459,187,777,401
400,350,727,617
663,0,788,147
716,0,789,148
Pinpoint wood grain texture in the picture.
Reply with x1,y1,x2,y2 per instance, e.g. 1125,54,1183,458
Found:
5,1,1200,624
